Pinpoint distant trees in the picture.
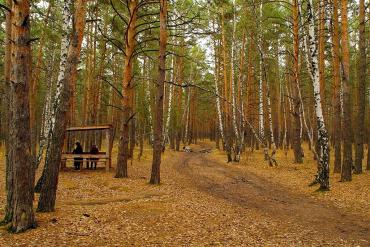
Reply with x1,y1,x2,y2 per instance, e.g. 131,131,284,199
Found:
0,0,369,234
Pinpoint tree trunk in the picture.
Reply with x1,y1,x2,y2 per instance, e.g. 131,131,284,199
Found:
150,0,168,184
116,0,138,178
230,0,240,161
164,55,175,148
331,0,342,173
340,0,352,182
36,0,72,169
37,0,86,212
221,11,232,162
292,0,303,163
354,0,366,174
258,1,265,146
3,0,13,224
318,0,326,120
29,2,53,167
212,34,225,144
307,0,330,190
9,0,36,232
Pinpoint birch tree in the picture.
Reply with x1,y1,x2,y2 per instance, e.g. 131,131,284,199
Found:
306,0,330,190
36,0,72,168
37,0,87,212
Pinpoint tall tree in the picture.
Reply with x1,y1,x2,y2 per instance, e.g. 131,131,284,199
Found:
36,0,72,168
354,0,366,174
37,0,87,212
306,0,330,190
9,0,36,232
116,0,138,178
340,0,352,182
2,0,13,224
318,0,326,118
331,0,341,174
291,0,303,163
150,0,168,184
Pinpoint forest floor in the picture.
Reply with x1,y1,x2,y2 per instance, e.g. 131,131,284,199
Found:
0,142,369,246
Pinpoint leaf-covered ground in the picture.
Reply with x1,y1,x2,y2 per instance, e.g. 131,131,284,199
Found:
0,143,369,246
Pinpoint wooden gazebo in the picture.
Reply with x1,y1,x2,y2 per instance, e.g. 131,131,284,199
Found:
61,125,113,172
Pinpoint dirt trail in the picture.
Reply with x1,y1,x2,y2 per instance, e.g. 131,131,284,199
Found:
174,144,370,246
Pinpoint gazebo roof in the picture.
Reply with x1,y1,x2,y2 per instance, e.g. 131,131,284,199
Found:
66,125,112,132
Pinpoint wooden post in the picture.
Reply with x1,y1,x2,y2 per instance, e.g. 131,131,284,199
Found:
61,135,68,170
106,128,112,172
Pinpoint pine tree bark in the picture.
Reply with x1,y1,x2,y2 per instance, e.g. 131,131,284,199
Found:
292,0,303,163
221,11,232,162
340,0,353,182
150,0,168,184
37,0,86,212
331,0,342,173
9,0,36,232
116,0,138,178
3,0,13,224
354,0,366,174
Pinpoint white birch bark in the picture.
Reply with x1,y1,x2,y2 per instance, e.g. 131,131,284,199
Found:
259,48,275,145
306,0,330,189
213,42,225,141
164,56,174,145
231,0,239,141
258,1,265,140
37,52,56,167
36,0,72,167
144,57,153,142
51,0,72,130
259,45,277,164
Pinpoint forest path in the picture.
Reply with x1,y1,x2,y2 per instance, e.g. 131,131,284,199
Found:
173,143,370,246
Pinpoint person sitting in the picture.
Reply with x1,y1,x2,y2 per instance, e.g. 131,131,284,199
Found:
88,144,99,170
73,142,83,170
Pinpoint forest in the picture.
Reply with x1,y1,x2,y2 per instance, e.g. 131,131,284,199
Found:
0,0,369,246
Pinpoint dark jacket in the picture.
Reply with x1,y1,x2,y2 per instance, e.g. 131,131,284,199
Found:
73,144,83,154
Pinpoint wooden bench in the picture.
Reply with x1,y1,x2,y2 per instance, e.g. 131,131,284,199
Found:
61,152,110,171
61,125,113,172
